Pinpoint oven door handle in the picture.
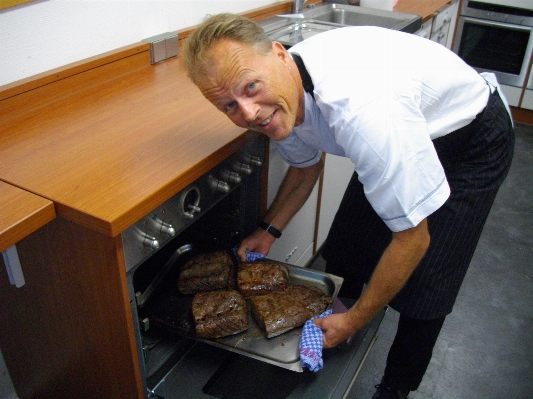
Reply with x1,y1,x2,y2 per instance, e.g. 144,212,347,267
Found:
461,16,533,33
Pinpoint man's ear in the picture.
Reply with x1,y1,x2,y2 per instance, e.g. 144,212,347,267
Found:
272,41,290,66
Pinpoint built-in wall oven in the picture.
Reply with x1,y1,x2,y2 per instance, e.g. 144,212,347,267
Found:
453,0,533,88
120,133,385,399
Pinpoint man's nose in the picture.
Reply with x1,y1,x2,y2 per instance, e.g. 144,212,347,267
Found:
240,99,259,123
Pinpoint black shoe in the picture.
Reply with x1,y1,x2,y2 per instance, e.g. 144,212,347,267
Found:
371,382,410,399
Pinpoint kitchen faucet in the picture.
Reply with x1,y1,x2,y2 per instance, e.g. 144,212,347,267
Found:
293,0,304,13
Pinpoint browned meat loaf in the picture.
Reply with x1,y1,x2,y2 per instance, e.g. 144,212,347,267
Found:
178,250,235,295
237,260,290,297
192,290,248,339
250,284,332,338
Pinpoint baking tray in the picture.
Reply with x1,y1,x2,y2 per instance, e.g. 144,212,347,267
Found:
141,245,343,372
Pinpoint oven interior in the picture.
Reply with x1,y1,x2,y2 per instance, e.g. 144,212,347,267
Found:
130,174,263,393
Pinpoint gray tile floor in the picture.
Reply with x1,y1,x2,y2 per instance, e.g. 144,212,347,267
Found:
347,122,533,399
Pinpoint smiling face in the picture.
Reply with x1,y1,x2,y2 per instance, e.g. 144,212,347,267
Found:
197,39,304,141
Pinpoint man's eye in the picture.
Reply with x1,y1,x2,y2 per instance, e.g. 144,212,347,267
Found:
225,101,236,113
247,82,256,92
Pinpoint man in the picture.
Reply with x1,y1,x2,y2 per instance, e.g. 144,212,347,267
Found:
181,13,514,398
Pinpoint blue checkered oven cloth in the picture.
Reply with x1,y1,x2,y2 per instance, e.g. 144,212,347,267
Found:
299,309,332,372
232,247,266,262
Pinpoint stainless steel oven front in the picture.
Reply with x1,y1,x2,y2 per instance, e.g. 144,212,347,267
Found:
453,0,533,87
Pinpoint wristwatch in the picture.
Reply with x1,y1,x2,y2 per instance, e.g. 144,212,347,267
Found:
259,221,282,239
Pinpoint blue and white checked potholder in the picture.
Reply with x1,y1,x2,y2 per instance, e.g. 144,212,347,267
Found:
232,247,266,262
299,309,332,372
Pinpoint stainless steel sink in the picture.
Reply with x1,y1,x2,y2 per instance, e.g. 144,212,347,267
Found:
259,3,422,47
261,20,340,47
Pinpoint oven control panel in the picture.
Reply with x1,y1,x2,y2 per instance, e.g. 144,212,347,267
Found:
121,135,264,272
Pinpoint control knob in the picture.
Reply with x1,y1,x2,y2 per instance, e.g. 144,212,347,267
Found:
208,175,231,193
139,231,160,250
158,221,176,237
150,216,176,237
232,161,252,175
220,169,242,184
248,155,263,167
241,153,262,167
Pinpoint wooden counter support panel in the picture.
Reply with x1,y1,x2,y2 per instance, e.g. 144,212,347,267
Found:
0,217,143,399
0,181,56,251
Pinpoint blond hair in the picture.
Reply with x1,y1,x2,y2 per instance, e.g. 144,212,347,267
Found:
182,13,272,85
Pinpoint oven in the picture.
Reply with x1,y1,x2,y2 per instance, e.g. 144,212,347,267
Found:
119,133,385,399
453,0,533,88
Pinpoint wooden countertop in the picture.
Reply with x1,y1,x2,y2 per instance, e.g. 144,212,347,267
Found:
394,0,452,22
0,0,452,240
0,182,56,251
0,53,248,237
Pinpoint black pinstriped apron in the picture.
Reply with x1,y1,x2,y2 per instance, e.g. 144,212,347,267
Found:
322,88,515,320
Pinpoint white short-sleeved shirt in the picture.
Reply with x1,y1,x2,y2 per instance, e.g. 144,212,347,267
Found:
277,26,491,232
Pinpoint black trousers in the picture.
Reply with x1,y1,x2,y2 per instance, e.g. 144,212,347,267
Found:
323,88,515,390
383,314,446,391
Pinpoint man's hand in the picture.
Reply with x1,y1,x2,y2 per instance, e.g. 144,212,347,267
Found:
313,313,356,348
236,228,276,261
315,219,430,349
237,161,323,261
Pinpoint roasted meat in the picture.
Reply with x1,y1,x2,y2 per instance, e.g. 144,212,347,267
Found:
177,250,235,295
250,284,332,338
286,284,333,315
192,290,249,339
237,260,290,297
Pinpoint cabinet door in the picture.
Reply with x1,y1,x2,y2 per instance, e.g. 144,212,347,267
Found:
267,141,318,265
445,0,459,49
415,18,433,39
316,154,354,251
430,0,458,49
430,24,450,47
522,89,533,110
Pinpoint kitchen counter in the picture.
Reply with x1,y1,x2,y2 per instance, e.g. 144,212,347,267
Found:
0,0,450,241
0,182,56,252
0,54,248,238
394,0,452,22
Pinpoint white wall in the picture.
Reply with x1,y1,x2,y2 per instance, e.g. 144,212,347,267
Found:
0,0,280,86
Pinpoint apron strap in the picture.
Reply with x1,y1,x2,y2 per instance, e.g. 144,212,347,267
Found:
292,53,315,100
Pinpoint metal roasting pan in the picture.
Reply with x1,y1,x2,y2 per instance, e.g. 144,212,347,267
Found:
141,245,344,372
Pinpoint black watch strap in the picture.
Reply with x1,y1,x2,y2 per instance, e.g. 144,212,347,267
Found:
259,221,282,239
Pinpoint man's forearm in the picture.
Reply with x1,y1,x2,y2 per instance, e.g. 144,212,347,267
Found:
263,160,324,230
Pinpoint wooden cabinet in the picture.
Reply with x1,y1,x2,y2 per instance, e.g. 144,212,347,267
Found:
0,218,144,399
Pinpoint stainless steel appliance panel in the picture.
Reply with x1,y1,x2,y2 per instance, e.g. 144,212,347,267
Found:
453,1,533,87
